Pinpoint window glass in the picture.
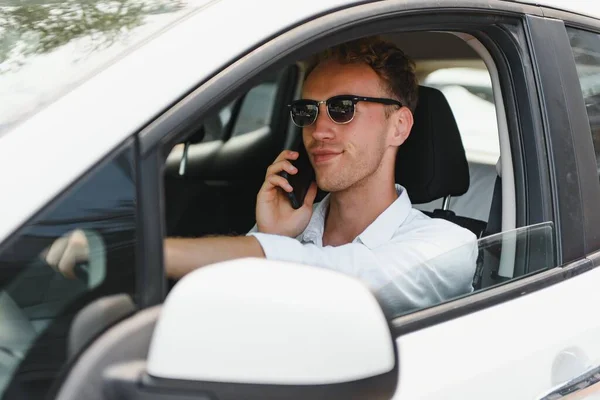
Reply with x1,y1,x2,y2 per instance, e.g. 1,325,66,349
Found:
567,27,600,178
169,78,279,150
379,222,555,319
0,145,137,399
230,82,278,137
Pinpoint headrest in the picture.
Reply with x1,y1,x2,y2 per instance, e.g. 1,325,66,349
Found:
396,86,470,204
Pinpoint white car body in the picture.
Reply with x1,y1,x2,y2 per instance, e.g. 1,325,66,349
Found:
3,1,600,399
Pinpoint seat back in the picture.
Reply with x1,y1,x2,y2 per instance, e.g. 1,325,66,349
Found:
56,306,161,400
397,85,486,237
68,294,137,359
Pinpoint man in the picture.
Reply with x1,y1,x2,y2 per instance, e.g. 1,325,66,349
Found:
47,36,477,316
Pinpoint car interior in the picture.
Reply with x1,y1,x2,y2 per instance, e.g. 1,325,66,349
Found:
163,31,510,288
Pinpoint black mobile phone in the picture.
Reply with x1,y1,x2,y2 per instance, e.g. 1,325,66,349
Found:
278,147,315,209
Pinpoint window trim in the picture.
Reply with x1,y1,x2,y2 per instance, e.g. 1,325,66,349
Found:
136,137,167,307
538,6,600,34
137,1,587,336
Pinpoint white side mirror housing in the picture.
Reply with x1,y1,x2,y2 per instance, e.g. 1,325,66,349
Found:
146,258,398,399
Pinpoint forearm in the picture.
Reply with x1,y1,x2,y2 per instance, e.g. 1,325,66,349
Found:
164,236,265,279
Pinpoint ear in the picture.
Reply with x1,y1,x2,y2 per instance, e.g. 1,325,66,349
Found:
388,107,414,147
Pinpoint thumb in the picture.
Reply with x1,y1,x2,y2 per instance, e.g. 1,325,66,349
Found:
303,181,318,208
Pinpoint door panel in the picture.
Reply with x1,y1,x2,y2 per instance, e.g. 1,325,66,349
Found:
394,262,600,399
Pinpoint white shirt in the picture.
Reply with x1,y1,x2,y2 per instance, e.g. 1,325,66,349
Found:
248,184,478,317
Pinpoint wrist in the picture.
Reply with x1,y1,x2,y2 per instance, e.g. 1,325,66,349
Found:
256,223,299,238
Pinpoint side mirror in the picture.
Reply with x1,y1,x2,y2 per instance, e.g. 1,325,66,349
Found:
105,258,398,400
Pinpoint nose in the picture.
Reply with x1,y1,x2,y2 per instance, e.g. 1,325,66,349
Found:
307,103,335,141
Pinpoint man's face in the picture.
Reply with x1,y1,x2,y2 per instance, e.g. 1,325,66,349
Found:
301,60,408,193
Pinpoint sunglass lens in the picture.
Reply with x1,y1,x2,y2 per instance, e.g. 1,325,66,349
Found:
327,98,354,123
290,102,318,127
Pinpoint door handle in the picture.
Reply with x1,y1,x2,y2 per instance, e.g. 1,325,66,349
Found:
539,363,600,399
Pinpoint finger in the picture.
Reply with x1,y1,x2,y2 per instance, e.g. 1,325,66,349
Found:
303,182,318,208
266,174,294,193
57,246,77,279
272,150,299,164
266,160,298,178
58,233,89,280
45,237,69,269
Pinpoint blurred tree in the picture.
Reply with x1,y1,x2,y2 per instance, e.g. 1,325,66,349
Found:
0,0,184,71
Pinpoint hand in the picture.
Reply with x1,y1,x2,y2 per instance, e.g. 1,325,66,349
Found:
43,229,90,279
256,150,318,237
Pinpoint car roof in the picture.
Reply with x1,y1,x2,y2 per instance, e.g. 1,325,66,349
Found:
0,0,597,245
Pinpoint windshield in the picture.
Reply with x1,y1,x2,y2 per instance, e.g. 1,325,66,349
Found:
0,0,211,135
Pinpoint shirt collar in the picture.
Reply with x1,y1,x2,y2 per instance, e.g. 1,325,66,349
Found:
299,184,413,249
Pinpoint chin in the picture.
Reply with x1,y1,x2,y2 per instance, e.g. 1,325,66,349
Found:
316,175,350,193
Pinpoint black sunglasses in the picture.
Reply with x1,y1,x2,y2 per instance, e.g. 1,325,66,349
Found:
288,95,403,127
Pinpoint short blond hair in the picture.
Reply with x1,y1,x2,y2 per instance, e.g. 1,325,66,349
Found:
306,36,418,113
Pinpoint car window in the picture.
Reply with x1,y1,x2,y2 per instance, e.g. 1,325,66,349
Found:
161,31,542,322
0,144,137,399
230,81,279,137
169,77,281,150
566,27,600,178
380,222,555,319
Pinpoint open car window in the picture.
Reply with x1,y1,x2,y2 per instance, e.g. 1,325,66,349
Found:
160,29,544,325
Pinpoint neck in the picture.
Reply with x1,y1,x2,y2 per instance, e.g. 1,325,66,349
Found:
322,167,398,247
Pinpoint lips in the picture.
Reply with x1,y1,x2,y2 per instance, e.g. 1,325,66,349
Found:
311,150,342,164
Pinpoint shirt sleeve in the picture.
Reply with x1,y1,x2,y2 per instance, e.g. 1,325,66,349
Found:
248,229,477,317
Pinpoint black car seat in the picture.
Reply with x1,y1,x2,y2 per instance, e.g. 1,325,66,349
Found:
396,85,487,237
163,66,299,238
